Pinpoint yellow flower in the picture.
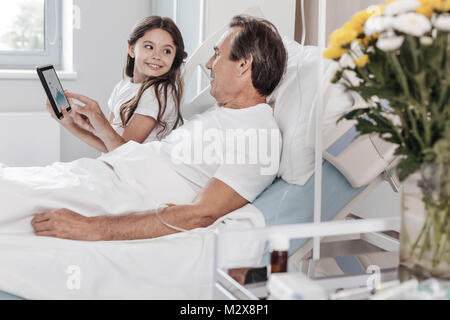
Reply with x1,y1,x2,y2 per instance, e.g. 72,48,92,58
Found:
323,46,347,60
416,4,434,16
354,54,370,68
418,0,434,4
416,0,435,17
376,4,386,15
358,36,372,47
342,6,385,36
432,0,450,11
344,21,363,35
341,11,368,35
367,4,385,17
351,10,371,27
329,28,358,47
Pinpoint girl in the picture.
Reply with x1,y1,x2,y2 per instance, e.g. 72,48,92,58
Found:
47,16,187,153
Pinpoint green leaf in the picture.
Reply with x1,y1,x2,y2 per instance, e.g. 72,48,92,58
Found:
396,155,421,181
367,55,385,86
424,35,445,70
338,107,373,123
331,70,344,84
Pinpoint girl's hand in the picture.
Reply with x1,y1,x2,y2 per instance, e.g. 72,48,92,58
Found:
65,92,112,139
45,97,75,128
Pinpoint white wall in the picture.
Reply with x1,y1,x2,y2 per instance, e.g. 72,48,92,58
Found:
0,0,151,162
0,113,60,166
204,0,296,39
0,0,294,163
301,0,380,46
152,0,204,103
353,182,402,219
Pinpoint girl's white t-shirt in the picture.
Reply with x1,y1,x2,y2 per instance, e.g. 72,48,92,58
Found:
107,78,178,143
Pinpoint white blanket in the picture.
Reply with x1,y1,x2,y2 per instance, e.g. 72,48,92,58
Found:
0,206,264,300
0,144,265,299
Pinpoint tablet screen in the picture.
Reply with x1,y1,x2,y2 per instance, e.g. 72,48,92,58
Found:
42,68,70,111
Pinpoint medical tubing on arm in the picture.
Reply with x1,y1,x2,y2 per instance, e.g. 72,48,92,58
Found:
274,184,292,226
155,204,189,233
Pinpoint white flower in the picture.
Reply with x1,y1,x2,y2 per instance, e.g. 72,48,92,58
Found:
420,36,433,46
364,16,394,36
385,0,420,16
376,36,405,51
432,28,438,38
343,70,362,87
434,14,450,32
339,53,356,69
393,13,432,37
350,40,364,56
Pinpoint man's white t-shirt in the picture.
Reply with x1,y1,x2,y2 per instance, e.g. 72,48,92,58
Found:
100,103,281,203
154,103,282,202
107,78,178,143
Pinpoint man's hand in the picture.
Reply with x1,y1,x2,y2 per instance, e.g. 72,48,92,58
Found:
31,209,101,241
30,179,248,242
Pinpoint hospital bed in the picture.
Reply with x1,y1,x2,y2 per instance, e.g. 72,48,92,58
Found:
0,12,400,301
181,16,400,255
180,11,402,296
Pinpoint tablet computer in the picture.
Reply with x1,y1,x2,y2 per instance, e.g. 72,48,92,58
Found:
36,65,71,120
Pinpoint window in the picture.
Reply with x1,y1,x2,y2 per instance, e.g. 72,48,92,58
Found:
0,0,61,69
153,0,207,102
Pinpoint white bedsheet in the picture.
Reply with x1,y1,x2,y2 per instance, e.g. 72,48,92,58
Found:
0,205,264,300
0,144,265,299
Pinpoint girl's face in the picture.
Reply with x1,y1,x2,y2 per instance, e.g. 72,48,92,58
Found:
128,28,176,83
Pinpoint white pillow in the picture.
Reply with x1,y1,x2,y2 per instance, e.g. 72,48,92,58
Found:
267,38,355,186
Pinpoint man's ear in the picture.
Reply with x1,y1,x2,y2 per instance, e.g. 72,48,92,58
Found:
128,44,135,59
237,55,253,77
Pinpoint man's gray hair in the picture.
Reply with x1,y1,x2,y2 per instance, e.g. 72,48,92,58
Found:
229,15,287,97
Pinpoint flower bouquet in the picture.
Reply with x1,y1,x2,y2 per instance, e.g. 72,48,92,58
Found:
323,0,450,278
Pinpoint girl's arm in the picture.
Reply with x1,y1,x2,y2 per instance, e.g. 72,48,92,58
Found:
109,111,157,143
59,92,158,152
121,114,157,143
66,92,127,152
46,100,108,153
63,117,108,153
68,92,159,150
109,108,157,143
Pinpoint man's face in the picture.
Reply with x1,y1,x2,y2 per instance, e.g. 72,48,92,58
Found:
205,28,242,106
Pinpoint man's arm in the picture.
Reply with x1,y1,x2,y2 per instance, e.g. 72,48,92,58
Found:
31,178,248,241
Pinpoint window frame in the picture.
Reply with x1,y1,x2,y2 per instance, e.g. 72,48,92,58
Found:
0,0,61,70
152,0,207,101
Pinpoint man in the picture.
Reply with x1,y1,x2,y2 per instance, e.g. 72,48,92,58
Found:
3,16,287,241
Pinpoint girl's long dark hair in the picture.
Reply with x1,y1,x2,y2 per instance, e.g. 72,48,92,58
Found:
120,16,187,138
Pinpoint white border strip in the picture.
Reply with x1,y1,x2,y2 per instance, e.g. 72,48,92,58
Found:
313,0,328,260
216,218,400,242
0,69,77,80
